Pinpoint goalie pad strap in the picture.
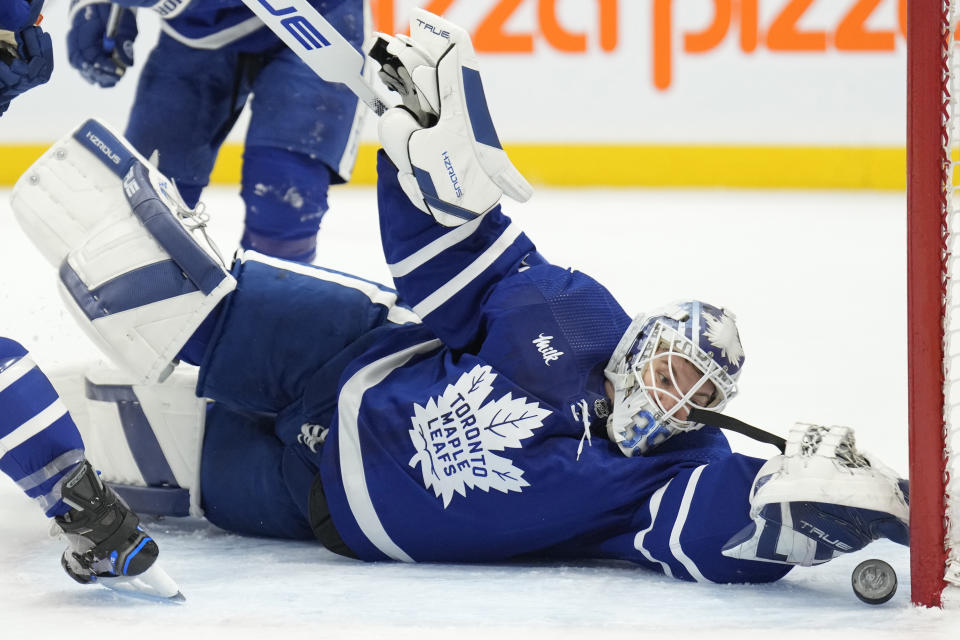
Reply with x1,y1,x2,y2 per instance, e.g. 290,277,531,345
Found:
123,163,225,295
85,381,179,487
60,259,199,319
107,484,191,518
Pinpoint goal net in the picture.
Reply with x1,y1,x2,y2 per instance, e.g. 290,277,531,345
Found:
909,0,960,609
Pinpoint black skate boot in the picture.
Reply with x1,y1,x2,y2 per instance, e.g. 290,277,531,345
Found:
55,460,159,584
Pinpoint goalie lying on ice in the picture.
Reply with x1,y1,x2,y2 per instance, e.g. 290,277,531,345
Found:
4,11,908,589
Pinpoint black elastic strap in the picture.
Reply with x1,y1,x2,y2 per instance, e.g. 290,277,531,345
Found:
687,408,786,453
308,473,359,559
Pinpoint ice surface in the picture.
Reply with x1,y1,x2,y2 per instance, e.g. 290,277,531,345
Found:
1,184,956,638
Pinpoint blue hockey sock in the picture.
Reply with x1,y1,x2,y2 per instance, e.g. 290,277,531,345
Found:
176,183,204,209
240,146,332,263
0,338,85,517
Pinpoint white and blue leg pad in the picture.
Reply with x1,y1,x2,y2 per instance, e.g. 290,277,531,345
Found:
49,366,206,518
12,119,236,384
11,118,146,267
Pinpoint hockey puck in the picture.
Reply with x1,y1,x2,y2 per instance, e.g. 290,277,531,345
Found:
851,559,897,605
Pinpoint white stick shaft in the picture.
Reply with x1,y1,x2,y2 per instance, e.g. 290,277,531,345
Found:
239,0,387,115
0,29,17,60
105,5,123,39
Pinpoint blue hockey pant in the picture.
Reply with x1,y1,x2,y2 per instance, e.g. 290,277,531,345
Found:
187,254,409,538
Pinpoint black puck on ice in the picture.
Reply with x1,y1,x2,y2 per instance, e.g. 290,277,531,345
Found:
851,559,897,605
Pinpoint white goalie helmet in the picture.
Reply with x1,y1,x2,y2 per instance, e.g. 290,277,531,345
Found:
604,301,745,456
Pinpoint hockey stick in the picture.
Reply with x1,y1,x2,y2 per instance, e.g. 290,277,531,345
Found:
102,5,128,77
238,0,388,115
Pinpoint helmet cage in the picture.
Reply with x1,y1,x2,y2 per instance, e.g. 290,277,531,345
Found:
605,304,743,455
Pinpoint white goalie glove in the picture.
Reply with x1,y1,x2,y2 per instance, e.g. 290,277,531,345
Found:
368,9,533,227
722,423,909,567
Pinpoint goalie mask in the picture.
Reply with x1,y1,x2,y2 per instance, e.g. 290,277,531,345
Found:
604,301,744,456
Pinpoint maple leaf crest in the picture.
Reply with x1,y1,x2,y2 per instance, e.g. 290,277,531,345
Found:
408,364,551,507
703,310,744,367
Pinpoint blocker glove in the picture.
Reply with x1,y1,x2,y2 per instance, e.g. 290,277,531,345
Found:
0,1,53,116
372,9,532,227
67,1,138,87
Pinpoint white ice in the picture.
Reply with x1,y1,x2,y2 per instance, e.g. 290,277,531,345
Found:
1,183,956,638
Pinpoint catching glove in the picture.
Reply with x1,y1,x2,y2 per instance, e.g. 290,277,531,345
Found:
372,9,532,227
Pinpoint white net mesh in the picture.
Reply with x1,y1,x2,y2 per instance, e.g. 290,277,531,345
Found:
945,0,960,596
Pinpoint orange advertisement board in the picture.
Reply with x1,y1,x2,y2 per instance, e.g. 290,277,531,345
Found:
0,1,909,187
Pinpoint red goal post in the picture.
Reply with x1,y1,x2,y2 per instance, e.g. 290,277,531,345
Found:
908,0,960,609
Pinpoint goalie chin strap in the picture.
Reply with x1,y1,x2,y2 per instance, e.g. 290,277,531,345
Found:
686,408,786,453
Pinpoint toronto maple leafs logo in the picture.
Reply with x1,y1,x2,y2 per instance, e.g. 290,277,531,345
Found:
408,364,551,507
703,310,744,367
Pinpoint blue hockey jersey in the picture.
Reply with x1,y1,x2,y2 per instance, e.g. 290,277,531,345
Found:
308,153,791,583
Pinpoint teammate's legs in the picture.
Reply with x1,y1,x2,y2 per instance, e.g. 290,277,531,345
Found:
241,3,365,262
238,146,332,262
124,33,252,207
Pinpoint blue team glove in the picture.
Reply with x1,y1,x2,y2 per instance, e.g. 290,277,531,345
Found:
0,22,54,116
0,0,33,31
67,1,137,88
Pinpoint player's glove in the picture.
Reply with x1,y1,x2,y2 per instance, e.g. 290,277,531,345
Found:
67,1,137,88
373,10,532,227
366,30,442,128
0,0,33,31
0,1,53,117
722,424,909,567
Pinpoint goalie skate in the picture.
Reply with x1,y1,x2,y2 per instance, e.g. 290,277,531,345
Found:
55,459,184,601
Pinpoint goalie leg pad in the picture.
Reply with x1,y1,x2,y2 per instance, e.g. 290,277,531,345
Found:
13,118,235,383
11,119,149,268
49,366,206,518
722,424,909,566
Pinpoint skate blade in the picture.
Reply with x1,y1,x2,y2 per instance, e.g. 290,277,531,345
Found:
97,563,185,602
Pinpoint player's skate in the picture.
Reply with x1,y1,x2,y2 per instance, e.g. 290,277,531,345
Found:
55,459,184,601
722,423,909,566
11,118,235,384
